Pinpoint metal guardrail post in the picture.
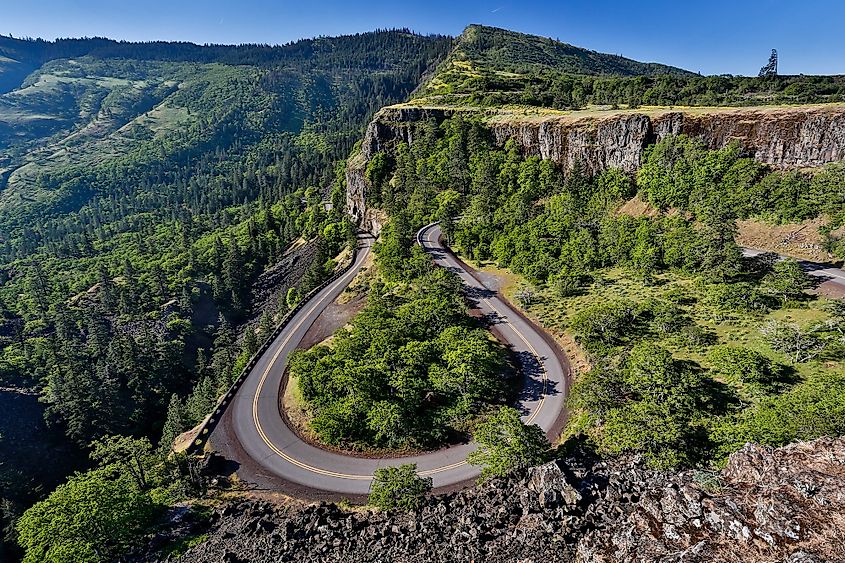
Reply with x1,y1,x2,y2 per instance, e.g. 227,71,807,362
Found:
186,240,363,454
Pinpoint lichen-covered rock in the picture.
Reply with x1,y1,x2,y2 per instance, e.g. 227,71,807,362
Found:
526,460,582,510
137,438,845,562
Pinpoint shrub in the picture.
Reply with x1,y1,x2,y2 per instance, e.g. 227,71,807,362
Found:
368,464,432,510
570,299,636,345
467,407,550,478
708,346,776,388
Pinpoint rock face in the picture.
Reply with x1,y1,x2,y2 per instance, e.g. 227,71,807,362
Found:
577,438,845,562
249,238,319,321
346,104,845,231
148,437,845,563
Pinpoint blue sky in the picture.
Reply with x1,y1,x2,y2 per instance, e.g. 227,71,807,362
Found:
2,0,843,76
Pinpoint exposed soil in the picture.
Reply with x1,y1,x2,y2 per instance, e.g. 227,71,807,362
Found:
814,279,845,299
737,217,839,264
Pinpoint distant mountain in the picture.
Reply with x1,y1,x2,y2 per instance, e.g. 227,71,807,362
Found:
0,29,451,243
0,30,450,94
412,24,844,109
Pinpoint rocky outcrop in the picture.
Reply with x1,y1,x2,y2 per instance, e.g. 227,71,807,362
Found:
145,437,845,562
576,438,845,562
346,106,465,233
249,238,319,322
346,104,845,229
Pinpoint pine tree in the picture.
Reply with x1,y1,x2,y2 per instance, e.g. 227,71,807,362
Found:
243,326,259,358
158,394,187,452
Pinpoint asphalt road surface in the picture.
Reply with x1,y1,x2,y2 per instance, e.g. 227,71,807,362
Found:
215,225,570,496
743,248,845,288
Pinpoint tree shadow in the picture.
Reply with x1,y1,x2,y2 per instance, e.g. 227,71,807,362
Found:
512,349,561,416
698,376,741,416
763,362,801,393
464,284,497,303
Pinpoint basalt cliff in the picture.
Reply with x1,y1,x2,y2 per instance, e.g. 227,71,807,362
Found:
346,104,845,233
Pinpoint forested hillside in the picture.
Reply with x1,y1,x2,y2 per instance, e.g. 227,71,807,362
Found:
0,29,450,560
364,115,845,470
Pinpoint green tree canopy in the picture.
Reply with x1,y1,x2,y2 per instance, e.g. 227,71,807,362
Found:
368,464,432,510
468,406,550,479
16,469,159,563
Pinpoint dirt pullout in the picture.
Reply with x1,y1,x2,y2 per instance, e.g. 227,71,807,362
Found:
737,217,839,264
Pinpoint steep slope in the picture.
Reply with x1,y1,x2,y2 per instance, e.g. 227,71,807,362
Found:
0,31,451,251
0,54,36,96
447,24,691,77
417,24,692,100
412,25,845,109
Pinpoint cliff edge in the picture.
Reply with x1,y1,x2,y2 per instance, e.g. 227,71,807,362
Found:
347,103,845,232
144,436,845,562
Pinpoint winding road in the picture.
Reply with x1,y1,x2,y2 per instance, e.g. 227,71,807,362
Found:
212,224,569,496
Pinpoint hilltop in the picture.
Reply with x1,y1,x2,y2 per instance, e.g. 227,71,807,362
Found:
421,24,691,93
411,25,844,109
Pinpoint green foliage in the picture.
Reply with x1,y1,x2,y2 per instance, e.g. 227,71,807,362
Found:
158,394,187,452
467,406,550,478
15,426,202,561
367,116,845,471
638,135,845,232
416,26,845,109
368,464,432,510
570,343,710,469
708,346,779,394
89,435,154,491
570,300,636,347
290,265,506,449
762,258,811,306
714,372,845,459
637,135,706,211
0,29,451,463
16,468,159,563
702,282,770,318
159,533,210,559
552,268,586,298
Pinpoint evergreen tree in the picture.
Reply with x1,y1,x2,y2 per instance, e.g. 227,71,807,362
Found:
158,394,186,452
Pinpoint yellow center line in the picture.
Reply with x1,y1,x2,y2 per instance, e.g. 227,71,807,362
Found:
481,297,548,425
250,228,552,482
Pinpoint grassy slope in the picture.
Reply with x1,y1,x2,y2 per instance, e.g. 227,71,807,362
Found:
454,24,691,76
0,59,251,209
0,31,451,236
418,24,692,98
470,257,842,415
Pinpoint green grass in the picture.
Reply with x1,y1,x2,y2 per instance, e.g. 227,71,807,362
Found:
494,265,845,389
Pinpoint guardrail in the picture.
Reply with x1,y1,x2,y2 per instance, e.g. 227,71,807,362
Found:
415,220,438,247
185,239,362,454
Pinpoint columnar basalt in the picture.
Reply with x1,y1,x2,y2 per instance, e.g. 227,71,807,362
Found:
346,104,845,231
